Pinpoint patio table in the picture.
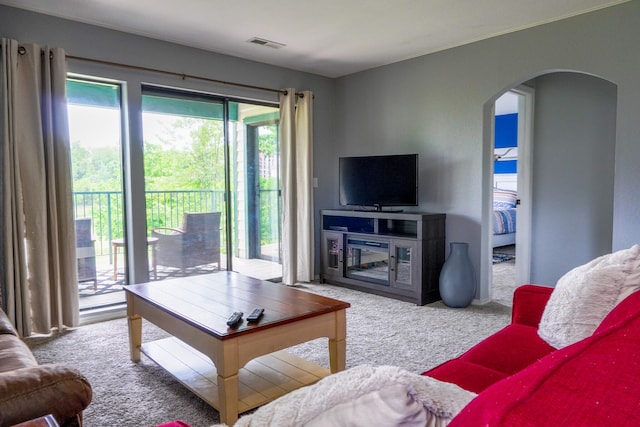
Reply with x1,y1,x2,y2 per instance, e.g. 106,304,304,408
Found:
111,237,158,281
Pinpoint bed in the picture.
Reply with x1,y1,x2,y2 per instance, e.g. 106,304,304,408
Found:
493,188,517,248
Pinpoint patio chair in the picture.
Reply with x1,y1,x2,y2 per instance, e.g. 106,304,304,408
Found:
152,212,222,274
75,217,98,290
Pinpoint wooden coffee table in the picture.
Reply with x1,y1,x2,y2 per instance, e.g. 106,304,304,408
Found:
124,271,350,425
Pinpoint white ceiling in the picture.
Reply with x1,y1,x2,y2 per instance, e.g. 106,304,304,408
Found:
0,0,629,78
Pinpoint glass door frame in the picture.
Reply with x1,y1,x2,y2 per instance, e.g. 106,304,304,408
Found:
244,120,281,263
139,85,281,279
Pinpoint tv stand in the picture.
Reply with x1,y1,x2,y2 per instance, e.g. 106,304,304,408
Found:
320,209,445,305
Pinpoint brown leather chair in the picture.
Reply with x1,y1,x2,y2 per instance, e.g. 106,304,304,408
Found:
152,212,222,273
0,309,92,426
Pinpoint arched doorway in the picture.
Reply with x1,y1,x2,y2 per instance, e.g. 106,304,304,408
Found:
491,87,534,303
484,72,617,302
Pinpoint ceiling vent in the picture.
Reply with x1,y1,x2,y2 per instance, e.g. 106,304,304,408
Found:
247,37,286,49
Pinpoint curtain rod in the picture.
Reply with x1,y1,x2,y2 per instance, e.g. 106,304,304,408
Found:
66,54,303,97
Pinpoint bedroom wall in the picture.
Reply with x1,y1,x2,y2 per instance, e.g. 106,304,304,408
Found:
333,1,640,300
493,113,518,175
530,72,616,285
493,94,518,192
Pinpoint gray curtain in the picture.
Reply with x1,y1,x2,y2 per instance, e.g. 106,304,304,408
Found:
279,89,314,285
1,38,78,336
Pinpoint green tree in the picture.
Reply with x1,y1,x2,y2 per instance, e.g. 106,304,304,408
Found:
71,141,122,192
143,116,225,191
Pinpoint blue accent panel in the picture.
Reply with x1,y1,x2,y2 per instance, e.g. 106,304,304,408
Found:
495,160,517,174
495,113,518,148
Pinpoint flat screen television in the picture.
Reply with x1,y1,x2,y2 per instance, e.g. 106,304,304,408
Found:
339,154,418,211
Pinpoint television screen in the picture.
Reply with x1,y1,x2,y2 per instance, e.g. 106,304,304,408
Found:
339,154,418,210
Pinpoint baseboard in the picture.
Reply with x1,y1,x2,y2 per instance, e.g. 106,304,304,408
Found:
472,296,492,305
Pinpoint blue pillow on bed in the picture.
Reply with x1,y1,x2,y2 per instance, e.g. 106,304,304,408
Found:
493,188,517,208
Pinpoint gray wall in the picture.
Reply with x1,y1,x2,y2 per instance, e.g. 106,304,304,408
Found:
333,1,640,300
530,73,616,285
3,2,640,299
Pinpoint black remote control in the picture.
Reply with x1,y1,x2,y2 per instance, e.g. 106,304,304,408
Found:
247,308,264,322
226,311,243,327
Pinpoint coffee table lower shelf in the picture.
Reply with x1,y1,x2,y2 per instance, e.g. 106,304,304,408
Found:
141,337,331,415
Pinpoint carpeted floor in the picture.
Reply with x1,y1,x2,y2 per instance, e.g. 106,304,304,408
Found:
26,267,515,427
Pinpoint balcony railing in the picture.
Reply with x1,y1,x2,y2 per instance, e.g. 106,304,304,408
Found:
73,189,279,259
74,189,281,306
73,190,226,260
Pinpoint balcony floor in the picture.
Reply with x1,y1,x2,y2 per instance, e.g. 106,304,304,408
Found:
78,256,282,311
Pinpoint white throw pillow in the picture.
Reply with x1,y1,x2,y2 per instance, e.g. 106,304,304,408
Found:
225,365,476,427
538,244,640,349
304,383,428,427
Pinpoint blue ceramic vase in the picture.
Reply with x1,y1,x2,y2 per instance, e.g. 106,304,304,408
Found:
439,242,476,308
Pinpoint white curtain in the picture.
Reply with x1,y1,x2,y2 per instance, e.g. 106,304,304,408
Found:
279,89,314,285
0,39,78,336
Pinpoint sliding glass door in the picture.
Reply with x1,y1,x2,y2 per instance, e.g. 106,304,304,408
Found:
67,78,127,310
141,87,282,281
141,88,228,278
232,105,282,279
67,80,282,312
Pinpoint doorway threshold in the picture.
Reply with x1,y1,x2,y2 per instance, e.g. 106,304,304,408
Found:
80,302,126,326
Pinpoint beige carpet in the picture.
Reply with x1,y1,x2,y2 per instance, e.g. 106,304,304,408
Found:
492,258,517,305
26,264,514,427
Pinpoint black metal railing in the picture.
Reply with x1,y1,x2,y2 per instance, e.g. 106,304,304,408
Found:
73,189,279,260
73,190,225,259
145,189,226,230
74,191,126,260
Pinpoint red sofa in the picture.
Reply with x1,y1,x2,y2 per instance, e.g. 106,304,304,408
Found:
161,284,640,426
423,284,640,426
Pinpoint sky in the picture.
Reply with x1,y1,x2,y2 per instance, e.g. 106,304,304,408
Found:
67,105,189,150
